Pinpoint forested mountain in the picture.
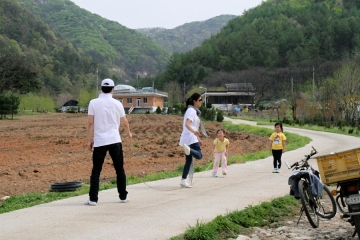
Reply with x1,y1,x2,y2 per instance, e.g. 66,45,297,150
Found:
136,15,237,53
154,0,360,102
0,0,97,96
18,0,171,82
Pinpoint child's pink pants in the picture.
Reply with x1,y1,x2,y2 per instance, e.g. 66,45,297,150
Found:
212,152,227,174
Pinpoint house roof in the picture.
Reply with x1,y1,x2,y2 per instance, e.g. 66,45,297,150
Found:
225,83,255,92
113,89,168,98
204,91,255,96
114,84,136,92
112,84,167,97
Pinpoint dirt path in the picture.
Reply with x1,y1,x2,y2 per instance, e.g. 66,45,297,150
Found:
0,113,268,197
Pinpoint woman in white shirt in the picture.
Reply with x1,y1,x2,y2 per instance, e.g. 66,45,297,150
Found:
179,93,203,188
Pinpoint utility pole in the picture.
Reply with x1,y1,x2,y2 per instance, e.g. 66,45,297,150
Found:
137,74,139,89
291,77,293,94
96,68,98,93
183,82,185,101
312,66,315,99
199,86,207,107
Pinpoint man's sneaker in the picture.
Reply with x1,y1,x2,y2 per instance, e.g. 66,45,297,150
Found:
212,173,218,177
272,168,277,173
180,179,192,188
183,144,191,156
276,168,280,173
120,196,130,203
222,172,227,175
85,199,97,206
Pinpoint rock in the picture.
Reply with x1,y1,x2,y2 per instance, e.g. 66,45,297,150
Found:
286,233,300,238
1,196,10,201
236,235,250,240
275,226,289,232
338,228,348,233
249,236,260,240
269,222,278,228
237,212,357,240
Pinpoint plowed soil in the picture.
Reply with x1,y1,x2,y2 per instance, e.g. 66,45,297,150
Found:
0,113,268,197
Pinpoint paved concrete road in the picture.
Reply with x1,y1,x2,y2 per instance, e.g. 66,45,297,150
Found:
1,118,360,240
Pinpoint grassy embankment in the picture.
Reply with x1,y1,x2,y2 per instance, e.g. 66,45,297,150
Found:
170,195,300,240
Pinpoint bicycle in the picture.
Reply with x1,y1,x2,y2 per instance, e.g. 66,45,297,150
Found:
286,147,337,228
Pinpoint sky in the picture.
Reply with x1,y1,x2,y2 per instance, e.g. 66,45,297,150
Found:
71,0,264,29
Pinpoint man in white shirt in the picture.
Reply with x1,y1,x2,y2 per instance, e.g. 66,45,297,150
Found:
86,78,132,206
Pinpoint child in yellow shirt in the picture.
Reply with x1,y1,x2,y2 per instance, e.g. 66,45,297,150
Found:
212,129,230,177
269,122,287,173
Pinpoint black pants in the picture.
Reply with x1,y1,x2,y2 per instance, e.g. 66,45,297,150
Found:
182,142,203,179
89,143,128,202
272,149,282,169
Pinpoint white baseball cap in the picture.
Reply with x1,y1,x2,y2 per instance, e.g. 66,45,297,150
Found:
101,78,115,87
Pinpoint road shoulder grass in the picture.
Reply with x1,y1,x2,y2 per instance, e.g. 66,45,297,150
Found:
170,195,300,240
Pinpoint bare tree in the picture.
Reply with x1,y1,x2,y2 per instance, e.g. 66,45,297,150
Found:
331,60,360,124
163,81,182,106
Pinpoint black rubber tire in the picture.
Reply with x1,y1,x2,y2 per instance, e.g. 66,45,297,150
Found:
50,187,78,192
316,185,337,219
298,179,319,228
50,181,83,192
51,181,82,187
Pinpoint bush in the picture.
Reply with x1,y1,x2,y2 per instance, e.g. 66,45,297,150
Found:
0,94,20,119
282,117,292,125
216,111,224,122
156,106,162,114
199,106,216,121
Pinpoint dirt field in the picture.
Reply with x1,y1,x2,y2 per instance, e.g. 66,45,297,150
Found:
0,113,268,197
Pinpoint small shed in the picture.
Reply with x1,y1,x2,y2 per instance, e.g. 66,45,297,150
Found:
61,100,78,112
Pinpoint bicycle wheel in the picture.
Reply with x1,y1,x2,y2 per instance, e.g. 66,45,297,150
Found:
316,184,337,219
349,205,360,238
353,215,360,238
298,179,319,228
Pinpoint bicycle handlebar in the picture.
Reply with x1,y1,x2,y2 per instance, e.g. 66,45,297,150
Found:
286,146,318,170
290,161,298,168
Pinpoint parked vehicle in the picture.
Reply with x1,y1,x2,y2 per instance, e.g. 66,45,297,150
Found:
317,148,360,238
286,147,336,228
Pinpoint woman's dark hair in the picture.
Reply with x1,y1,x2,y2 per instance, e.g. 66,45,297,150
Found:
182,93,201,113
101,86,114,93
275,122,283,132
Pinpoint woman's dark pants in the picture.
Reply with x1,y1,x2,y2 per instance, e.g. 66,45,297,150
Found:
182,142,203,179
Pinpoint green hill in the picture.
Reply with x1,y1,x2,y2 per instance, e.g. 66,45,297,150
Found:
136,15,237,53
156,0,360,100
0,0,97,96
18,0,171,81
